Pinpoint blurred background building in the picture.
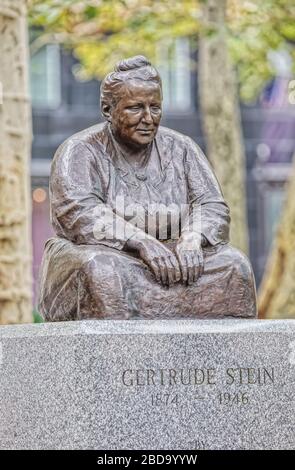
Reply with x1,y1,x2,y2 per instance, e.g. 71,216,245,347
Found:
30,39,295,306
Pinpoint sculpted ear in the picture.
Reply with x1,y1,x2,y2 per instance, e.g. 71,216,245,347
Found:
101,102,112,122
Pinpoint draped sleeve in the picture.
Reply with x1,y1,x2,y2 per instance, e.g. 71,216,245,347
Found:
50,138,144,250
183,137,230,246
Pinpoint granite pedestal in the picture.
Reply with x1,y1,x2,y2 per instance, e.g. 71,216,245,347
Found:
0,319,294,449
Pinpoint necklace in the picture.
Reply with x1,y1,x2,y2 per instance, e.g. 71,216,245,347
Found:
132,148,151,181
110,127,152,181
119,144,152,181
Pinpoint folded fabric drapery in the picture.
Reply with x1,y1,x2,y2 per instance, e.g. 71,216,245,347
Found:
38,123,257,320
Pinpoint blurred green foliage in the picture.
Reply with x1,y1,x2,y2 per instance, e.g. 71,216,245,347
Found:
33,309,44,323
28,0,295,101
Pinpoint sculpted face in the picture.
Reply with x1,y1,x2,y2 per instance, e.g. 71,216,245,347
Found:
109,79,162,148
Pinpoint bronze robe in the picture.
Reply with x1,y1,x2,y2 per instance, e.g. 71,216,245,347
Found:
38,123,257,320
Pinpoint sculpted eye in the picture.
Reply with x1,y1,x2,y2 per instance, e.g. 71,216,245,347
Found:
127,106,141,111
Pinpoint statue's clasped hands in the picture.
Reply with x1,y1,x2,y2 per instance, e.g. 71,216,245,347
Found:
175,231,204,286
126,231,204,287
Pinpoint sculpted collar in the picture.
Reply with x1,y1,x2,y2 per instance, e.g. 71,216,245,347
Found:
104,123,174,188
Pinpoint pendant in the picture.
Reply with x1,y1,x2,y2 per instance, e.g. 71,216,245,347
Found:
135,172,147,181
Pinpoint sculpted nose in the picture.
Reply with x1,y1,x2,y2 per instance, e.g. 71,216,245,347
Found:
142,107,153,124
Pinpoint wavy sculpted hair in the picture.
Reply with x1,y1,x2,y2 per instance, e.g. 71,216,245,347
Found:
100,55,162,118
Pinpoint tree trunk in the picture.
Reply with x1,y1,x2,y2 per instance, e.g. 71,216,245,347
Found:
0,0,32,323
258,156,295,319
198,0,248,253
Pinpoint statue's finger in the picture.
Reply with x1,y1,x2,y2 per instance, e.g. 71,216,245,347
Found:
180,254,188,284
164,257,174,287
175,250,185,283
193,253,201,282
170,255,181,282
159,257,168,286
149,259,161,283
186,253,194,286
197,250,204,277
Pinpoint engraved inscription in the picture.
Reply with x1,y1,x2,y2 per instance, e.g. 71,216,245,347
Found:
218,392,249,405
151,393,179,406
121,367,275,387
122,368,217,386
226,368,274,385
120,366,276,409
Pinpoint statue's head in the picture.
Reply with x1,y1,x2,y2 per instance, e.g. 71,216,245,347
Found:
100,56,162,148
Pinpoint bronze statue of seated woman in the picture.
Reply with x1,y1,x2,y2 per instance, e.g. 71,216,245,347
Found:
38,55,257,321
